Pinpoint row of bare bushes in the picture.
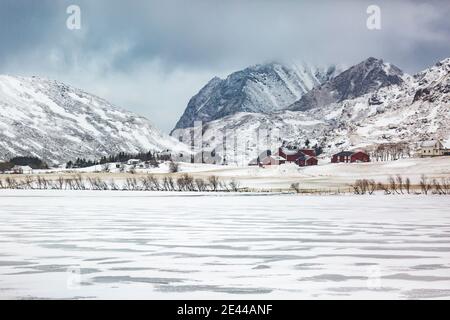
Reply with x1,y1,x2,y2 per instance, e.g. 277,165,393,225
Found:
351,175,450,195
0,174,243,192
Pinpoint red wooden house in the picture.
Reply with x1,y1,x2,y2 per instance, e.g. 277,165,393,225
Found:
278,147,301,162
331,151,370,163
278,147,318,167
295,153,318,167
298,149,316,157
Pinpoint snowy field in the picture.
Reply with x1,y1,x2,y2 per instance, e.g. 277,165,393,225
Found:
0,190,450,299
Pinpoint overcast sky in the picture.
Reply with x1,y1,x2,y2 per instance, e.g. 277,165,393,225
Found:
0,0,449,132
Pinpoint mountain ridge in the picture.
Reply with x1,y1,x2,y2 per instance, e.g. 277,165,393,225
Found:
171,57,449,164
0,75,189,164
172,62,341,131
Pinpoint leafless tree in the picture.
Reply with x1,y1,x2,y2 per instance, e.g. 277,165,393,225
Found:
405,177,411,194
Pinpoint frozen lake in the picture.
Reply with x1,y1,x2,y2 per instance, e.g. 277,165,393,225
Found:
0,190,450,299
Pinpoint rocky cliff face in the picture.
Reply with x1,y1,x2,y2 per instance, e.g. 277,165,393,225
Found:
289,57,405,111
172,62,340,131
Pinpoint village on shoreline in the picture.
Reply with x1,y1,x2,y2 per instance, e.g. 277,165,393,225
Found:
0,139,449,196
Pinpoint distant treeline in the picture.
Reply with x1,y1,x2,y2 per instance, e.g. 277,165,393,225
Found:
0,156,49,172
66,151,172,168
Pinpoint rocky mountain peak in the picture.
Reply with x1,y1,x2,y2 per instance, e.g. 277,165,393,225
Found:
172,62,339,131
289,57,405,111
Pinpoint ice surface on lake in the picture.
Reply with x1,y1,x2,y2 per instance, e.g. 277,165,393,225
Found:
0,190,450,299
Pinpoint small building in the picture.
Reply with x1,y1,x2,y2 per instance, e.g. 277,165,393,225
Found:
278,147,301,162
295,153,318,167
278,147,317,162
419,140,445,157
127,159,140,165
248,158,259,166
11,165,33,174
259,155,286,166
331,151,370,163
298,149,316,157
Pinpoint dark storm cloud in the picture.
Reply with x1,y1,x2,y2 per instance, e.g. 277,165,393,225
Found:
0,0,449,131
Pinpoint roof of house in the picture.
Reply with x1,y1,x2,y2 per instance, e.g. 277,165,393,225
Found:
294,152,317,161
13,165,33,170
334,151,355,157
260,155,285,164
279,147,299,155
420,140,442,148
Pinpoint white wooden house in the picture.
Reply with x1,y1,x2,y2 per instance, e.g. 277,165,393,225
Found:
419,140,445,157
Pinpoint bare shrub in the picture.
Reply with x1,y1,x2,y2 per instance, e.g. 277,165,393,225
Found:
290,183,301,193
388,176,399,194
432,179,444,195
124,178,139,191
352,179,369,195
73,174,86,190
396,175,404,194
169,161,179,173
367,179,377,195
109,179,119,191
420,174,432,195
405,177,411,194
442,178,450,195
228,179,240,192
195,178,207,192
207,176,219,191
176,174,194,191
377,182,391,195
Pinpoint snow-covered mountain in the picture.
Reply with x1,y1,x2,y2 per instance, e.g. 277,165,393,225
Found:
289,57,405,111
172,57,450,165
173,62,340,131
0,75,189,164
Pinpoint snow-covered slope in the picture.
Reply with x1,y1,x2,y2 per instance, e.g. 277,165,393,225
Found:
172,57,450,165
0,75,189,164
289,57,405,111
173,62,340,131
